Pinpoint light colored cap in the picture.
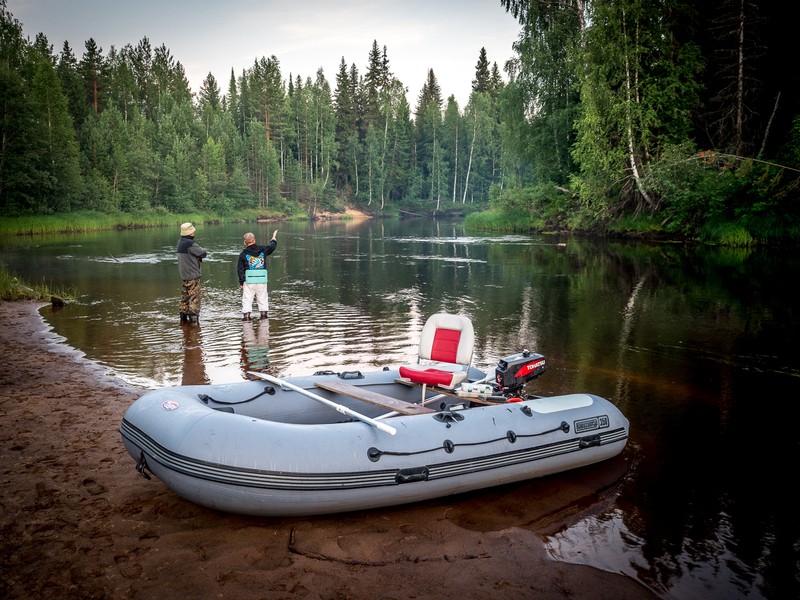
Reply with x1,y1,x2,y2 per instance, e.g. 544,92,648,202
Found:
180,222,196,236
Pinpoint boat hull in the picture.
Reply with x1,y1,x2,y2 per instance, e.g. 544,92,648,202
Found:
120,369,629,516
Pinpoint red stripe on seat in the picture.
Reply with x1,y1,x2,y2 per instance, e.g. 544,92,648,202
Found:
430,329,461,363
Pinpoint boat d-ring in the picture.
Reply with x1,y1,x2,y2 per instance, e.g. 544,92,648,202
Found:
433,411,464,427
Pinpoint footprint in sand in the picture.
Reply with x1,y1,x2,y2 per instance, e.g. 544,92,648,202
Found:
83,478,107,496
114,554,143,579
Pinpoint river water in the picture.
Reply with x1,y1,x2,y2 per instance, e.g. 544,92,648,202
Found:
1,218,798,599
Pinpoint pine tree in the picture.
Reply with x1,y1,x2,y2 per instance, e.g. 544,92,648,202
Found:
79,38,105,114
333,57,357,191
363,40,383,129
386,94,414,203
414,69,444,202
0,9,81,213
700,0,765,156
1,4,33,211
472,47,491,93
29,43,83,211
198,72,221,137
57,41,89,128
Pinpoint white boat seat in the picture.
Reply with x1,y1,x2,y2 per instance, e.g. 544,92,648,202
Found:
399,313,474,389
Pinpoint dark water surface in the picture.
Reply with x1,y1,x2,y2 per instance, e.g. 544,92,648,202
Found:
2,219,798,598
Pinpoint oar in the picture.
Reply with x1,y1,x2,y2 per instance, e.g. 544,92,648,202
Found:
247,372,397,436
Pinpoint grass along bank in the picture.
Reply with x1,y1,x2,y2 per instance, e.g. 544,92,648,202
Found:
0,267,77,304
0,207,307,237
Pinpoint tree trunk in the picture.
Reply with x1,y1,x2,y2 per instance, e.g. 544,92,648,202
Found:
367,161,372,206
622,8,656,210
353,147,359,195
462,116,477,204
734,0,745,156
380,112,389,210
452,122,458,203
758,92,780,159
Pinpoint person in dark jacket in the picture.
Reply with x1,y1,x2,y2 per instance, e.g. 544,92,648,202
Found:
237,230,277,320
177,222,208,323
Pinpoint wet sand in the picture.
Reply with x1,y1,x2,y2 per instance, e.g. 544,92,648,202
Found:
0,300,657,599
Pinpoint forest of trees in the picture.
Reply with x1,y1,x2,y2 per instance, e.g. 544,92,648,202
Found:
2,1,799,240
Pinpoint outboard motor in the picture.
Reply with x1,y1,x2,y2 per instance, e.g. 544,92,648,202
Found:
495,350,546,393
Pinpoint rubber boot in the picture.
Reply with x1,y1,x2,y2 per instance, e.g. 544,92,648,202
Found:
180,312,188,323
260,311,268,319
242,312,251,321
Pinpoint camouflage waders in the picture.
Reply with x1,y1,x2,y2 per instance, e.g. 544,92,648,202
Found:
180,278,202,321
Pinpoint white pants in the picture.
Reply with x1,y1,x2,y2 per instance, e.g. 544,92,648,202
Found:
242,282,268,313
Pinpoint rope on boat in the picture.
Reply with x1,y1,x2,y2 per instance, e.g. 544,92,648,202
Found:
367,420,570,460
198,385,276,405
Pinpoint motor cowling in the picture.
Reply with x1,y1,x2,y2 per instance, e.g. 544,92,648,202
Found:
495,350,546,392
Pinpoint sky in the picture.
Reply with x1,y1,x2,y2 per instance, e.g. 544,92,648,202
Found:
10,0,523,108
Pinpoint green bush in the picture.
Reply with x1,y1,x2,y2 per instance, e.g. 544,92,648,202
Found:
698,221,755,246
0,268,77,303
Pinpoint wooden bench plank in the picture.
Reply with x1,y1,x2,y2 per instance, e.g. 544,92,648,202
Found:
315,380,436,415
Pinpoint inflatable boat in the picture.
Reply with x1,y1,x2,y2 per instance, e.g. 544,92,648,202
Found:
120,314,629,517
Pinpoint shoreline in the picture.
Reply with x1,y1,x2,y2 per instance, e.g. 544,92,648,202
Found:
0,300,657,599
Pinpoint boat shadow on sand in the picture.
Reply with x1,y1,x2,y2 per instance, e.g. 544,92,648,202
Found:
283,449,634,567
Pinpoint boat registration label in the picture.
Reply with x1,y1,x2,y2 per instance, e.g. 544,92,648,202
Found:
574,415,610,433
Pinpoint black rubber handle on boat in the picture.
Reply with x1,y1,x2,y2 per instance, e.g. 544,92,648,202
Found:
198,385,275,405
339,371,364,380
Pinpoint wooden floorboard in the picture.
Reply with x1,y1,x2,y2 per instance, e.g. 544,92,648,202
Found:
314,380,436,415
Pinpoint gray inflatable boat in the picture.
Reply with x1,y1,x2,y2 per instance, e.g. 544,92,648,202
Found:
120,347,629,517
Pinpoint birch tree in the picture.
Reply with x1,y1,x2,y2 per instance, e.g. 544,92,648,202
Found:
501,0,584,187
573,0,701,215
462,92,493,203
442,96,462,203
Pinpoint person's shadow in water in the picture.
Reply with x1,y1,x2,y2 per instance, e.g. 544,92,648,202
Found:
241,319,270,376
181,321,210,385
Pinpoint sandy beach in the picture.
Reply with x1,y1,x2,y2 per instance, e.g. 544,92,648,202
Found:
0,300,656,599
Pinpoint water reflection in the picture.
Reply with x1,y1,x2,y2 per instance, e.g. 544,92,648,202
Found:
2,220,798,599
240,318,270,376
443,452,632,535
180,322,210,386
